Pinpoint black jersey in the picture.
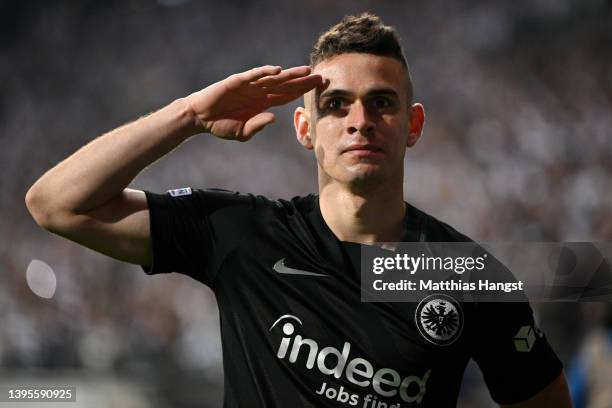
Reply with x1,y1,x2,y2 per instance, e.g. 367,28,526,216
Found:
142,188,562,407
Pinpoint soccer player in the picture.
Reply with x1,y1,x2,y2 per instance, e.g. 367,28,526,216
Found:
26,13,572,407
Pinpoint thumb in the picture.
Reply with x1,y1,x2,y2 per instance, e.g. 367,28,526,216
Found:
241,112,276,140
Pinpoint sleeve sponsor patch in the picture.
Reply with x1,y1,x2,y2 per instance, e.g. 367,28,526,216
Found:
167,187,193,197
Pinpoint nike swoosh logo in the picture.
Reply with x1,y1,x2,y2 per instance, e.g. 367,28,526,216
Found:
273,258,328,277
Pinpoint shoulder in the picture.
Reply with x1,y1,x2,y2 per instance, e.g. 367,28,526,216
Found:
407,202,473,242
159,188,311,212
274,194,317,214
193,189,317,223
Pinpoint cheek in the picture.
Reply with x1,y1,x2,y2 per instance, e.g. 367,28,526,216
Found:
313,120,341,157
313,137,334,170
314,116,342,136
314,144,326,167
382,116,409,147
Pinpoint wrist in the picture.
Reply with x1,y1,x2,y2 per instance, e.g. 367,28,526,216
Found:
172,97,208,136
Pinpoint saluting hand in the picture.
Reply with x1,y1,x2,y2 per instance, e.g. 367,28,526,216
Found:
184,65,322,141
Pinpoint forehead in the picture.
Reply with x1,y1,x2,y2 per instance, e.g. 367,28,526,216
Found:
312,53,407,96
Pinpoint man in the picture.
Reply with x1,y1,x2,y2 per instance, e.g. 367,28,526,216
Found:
26,13,571,407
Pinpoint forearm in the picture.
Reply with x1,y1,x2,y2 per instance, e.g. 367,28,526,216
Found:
26,98,198,225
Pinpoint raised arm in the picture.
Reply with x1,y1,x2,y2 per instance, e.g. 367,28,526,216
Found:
25,65,322,266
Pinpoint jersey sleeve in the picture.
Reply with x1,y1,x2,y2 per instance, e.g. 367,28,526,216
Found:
141,188,257,287
470,300,564,405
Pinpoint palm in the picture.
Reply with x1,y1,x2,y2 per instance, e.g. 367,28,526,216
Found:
205,79,272,138
187,66,322,141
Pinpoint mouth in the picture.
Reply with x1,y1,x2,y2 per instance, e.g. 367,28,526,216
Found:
342,144,384,156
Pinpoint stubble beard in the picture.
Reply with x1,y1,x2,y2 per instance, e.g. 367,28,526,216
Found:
318,157,402,196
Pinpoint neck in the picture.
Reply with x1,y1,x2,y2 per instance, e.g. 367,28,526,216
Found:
318,175,406,244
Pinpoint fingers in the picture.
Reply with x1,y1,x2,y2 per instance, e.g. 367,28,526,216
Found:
267,93,302,107
266,74,323,106
268,74,323,95
237,65,282,82
230,65,322,107
241,112,276,140
254,65,312,87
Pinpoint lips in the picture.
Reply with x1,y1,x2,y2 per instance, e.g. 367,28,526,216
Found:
342,144,384,154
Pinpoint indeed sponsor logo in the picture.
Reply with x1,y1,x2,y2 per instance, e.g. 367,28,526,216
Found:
269,315,431,405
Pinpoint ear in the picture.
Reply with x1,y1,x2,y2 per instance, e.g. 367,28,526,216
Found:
294,106,313,150
406,103,425,147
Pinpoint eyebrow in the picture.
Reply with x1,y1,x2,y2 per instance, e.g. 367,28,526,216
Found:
317,87,400,101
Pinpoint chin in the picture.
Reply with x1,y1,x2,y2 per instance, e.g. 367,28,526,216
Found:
320,162,396,191
346,162,385,177
343,166,389,191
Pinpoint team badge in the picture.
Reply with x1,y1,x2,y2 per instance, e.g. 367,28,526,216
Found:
415,294,463,346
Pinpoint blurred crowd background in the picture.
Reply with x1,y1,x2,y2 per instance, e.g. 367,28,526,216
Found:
2,0,611,406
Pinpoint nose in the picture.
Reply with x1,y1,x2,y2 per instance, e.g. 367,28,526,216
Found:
346,100,375,135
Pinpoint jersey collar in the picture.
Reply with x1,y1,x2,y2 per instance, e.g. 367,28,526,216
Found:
305,195,425,275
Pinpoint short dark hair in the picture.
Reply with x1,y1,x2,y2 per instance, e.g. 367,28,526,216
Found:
310,13,413,102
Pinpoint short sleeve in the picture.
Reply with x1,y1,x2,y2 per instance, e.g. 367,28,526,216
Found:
470,300,563,405
142,188,257,286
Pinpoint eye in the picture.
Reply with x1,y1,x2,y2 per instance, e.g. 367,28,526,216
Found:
370,96,392,109
323,97,346,111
